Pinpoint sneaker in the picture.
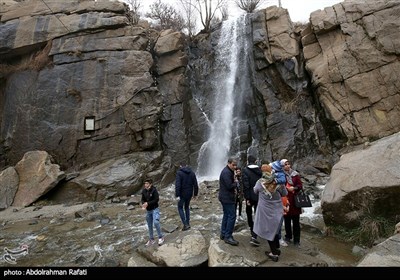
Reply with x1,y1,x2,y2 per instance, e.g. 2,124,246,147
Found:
158,237,165,245
279,239,288,247
145,239,155,246
250,237,260,246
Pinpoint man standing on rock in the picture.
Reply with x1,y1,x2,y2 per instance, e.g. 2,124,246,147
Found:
218,158,239,246
175,161,199,231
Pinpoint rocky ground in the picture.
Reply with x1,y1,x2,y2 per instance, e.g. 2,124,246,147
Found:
0,182,361,267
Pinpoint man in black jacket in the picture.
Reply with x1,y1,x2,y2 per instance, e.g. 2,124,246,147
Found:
242,155,262,246
175,162,199,231
218,158,239,246
141,178,165,246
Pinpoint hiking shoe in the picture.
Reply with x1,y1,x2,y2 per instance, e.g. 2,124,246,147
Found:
220,234,225,240
279,239,288,247
266,252,279,262
224,237,239,246
158,237,165,246
145,239,155,246
182,224,191,231
250,237,260,246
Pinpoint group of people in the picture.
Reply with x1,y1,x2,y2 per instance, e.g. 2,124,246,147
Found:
218,156,304,262
140,155,304,263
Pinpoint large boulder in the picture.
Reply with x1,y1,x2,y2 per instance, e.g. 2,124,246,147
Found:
321,132,400,228
0,167,19,209
12,150,65,207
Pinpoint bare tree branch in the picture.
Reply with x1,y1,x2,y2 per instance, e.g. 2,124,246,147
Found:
146,0,185,31
125,0,141,25
234,0,265,13
179,0,198,37
181,0,227,33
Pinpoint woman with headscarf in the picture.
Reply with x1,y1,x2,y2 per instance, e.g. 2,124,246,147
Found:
253,171,288,262
281,159,303,246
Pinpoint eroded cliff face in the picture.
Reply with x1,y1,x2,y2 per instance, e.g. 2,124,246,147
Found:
0,0,163,171
187,7,332,172
303,0,400,144
1,0,399,204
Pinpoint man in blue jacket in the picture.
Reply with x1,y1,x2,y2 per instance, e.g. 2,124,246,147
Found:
175,162,199,231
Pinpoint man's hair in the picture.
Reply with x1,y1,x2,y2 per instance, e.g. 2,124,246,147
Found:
260,159,270,165
144,178,153,184
247,155,257,164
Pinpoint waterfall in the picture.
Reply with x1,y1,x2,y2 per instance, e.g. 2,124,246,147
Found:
197,15,251,179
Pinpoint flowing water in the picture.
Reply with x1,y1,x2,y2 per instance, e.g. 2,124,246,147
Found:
0,183,361,267
196,15,252,178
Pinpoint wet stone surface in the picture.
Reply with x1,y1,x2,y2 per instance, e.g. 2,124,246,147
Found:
0,183,361,267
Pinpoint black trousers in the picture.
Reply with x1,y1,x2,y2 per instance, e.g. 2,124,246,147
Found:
267,234,280,255
284,214,300,244
245,199,258,238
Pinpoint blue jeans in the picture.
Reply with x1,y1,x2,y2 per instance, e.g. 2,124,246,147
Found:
220,203,236,239
178,197,192,226
146,208,163,240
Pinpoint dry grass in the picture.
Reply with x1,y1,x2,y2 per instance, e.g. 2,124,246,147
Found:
31,40,53,71
282,91,306,113
0,40,53,77
66,88,82,102
330,203,396,247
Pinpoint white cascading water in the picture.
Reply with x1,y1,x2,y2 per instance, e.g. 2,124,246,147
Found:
197,15,250,179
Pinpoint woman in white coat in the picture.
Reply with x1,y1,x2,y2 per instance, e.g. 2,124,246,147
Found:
253,171,288,262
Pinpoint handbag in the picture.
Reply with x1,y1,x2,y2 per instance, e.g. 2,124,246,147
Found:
294,190,312,208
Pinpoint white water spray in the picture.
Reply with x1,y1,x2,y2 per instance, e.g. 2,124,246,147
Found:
197,16,250,179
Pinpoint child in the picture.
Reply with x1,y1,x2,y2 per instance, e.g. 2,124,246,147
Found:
235,167,244,220
141,178,165,246
278,195,289,246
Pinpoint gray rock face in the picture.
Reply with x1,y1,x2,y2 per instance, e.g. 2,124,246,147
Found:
357,234,400,267
0,0,127,58
0,1,162,170
70,151,165,199
303,0,400,144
